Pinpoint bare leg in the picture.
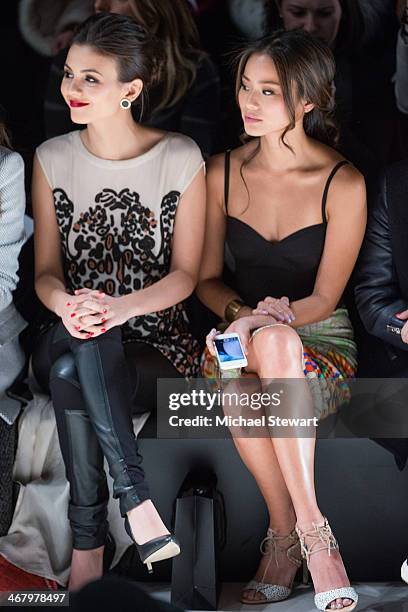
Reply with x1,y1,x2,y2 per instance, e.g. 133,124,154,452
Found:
126,500,170,544
68,546,104,592
69,501,173,591
249,326,353,609
222,375,298,602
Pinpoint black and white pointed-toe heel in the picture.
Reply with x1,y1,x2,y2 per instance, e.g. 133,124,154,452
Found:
124,516,180,574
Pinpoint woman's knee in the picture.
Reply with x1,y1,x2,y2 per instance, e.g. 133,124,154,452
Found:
251,325,303,362
49,352,79,389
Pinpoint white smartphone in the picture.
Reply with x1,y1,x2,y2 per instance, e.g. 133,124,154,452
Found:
213,332,248,370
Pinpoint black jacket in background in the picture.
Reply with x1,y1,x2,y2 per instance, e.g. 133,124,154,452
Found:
355,160,408,357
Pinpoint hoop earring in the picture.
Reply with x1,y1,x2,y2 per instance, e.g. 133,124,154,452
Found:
120,98,131,110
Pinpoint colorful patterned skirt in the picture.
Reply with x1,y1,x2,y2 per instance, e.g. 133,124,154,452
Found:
201,308,357,420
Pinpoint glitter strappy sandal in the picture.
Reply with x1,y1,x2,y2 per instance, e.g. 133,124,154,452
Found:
296,518,358,611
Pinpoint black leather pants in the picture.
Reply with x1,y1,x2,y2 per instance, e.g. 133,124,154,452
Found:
32,322,179,550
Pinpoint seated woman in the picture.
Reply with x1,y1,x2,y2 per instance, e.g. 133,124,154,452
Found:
0,117,27,424
44,0,220,157
197,30,366,611
31,13,205,592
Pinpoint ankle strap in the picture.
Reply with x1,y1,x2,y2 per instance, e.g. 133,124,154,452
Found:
295,518,338,564
260,528,301,568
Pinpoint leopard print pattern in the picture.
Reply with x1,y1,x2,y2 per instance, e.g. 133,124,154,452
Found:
50,187,200,378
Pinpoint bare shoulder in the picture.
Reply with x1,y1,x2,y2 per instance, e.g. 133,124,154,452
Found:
313,141,365,207
325,161,366,223
205,153,226,212
329,161,366,202
206,151,226,174
230,139,259,166
207,141,258,184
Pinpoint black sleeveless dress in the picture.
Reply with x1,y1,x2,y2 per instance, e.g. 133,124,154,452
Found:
201,151,358,419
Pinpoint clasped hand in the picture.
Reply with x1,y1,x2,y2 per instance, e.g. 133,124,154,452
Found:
252,296,295,323
58,288,131,339
206,296,294,356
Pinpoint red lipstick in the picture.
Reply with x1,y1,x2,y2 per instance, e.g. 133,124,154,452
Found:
69,100,90,108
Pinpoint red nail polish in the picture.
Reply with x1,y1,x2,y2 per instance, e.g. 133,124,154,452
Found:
102,309,108,314
101,328,106,333
66,302,72,307
101,318,107,323
70,313,76,318
75,325,81,331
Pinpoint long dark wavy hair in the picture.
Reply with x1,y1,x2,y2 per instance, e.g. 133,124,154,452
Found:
126,0,203,112
234,29,339,207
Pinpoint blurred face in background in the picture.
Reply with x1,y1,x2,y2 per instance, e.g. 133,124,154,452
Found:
278,0,342,47
94,0,133,16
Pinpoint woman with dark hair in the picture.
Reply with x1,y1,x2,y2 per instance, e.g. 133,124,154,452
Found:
197,30,366,610
31,12,206,591
44,0,220,157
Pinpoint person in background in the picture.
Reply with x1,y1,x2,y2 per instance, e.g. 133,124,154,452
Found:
395,0,408,114
198,29,366,610
354,158,408,586
0,117,27,428
19,0,94,57
265,0,404,168
31,13,206,592
42,0,220,157
0,115,27,536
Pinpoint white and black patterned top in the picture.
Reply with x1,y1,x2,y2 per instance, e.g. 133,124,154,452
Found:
36,130,204,378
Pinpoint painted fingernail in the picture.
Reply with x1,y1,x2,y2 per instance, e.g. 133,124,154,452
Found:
66,302,72,307
70,313,76,318
101,328,107,333
75,325,81,331
101,309,108,314
101,318,107,323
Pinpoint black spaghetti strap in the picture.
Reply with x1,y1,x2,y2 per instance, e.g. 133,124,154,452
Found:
224,150,231,212
321,160,349,224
